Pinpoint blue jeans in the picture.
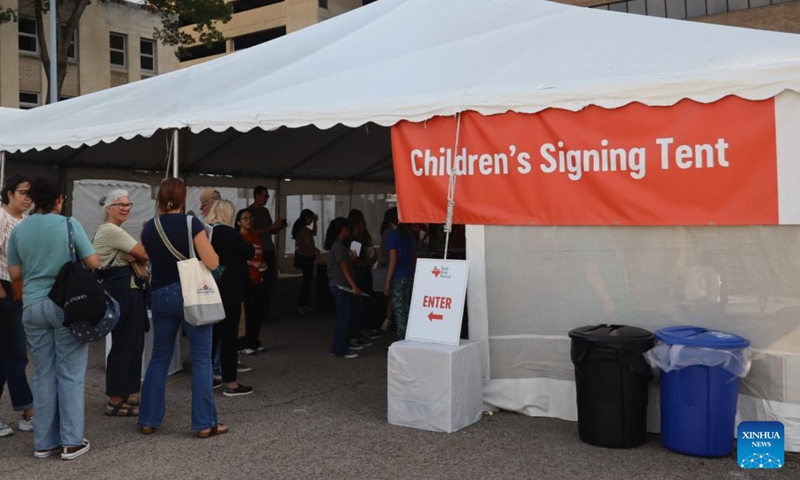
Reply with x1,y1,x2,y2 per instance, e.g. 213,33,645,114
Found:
0,293,33,412
22,298,88,450
139,282,218,431
329,287,354,357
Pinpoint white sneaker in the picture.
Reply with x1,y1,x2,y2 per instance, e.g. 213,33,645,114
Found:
380,319,392,332
61,439,90,460
18,415,33,432
33,447,60,459
0,418,12,437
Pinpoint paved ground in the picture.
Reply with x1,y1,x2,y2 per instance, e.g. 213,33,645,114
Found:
1,281,798,479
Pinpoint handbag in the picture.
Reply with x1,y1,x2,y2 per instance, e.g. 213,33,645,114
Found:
154,215,225,327
49,218,120,343
130,261,149,280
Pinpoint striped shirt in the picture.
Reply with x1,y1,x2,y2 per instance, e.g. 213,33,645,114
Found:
0,208,25,281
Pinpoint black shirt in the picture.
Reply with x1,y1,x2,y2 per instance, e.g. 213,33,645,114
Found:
210,224,255,303
142,214,205,290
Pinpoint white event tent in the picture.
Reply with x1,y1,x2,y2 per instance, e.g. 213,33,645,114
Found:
1,0,800,449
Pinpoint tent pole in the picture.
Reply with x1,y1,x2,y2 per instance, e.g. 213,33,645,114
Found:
0,151,6,191
172,129,179,178
49,0,57,104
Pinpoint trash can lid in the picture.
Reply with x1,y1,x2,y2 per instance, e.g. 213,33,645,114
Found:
568,324,654,344
654,326,750,349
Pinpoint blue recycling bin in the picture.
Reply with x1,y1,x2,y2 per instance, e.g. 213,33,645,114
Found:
655,326,750,458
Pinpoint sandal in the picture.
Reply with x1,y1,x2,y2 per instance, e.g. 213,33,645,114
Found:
197,423,228,439
139,426,156,435
105,401,139,417
125,396,140,407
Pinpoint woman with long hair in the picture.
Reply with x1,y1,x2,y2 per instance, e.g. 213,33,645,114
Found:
139,178,224,438
235,208,267,355
0,175,34,437
205,200,255,397
324,218,361,359
292,209,318,314
346,209,377,349
93,189,150,416
7,178,99,459
382,207,415,339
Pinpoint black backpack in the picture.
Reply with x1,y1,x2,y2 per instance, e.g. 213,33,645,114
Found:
49,218,119,341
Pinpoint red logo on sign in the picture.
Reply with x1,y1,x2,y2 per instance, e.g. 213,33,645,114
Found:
432,267,441,277
428,312,444,322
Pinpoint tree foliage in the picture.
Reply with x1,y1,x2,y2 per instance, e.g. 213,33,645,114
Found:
0,0,233,103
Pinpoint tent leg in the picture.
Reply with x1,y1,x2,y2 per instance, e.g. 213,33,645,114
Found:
172,129,180,178
0,151,5,191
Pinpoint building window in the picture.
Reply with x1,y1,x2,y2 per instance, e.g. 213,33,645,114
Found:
141,38,156,73
110,33,127,68
59,26,78,61
232,26,286,51
319,0,328,8
19,91,40,109
18,18,38,54
181,41,226,62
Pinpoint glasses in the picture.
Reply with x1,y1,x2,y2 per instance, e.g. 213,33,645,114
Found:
14,189,30,198
110,203,133,210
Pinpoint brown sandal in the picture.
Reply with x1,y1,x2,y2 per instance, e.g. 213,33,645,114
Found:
140,426,156,435
197,423,228,439
105,401,139,417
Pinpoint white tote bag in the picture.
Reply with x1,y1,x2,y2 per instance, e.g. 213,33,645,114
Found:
154,215,225,327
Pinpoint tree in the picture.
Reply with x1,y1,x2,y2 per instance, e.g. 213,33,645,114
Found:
1,0,233,104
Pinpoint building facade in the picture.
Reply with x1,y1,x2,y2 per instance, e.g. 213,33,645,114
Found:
179,0,376,68
559,0,800,33
0,0,179,109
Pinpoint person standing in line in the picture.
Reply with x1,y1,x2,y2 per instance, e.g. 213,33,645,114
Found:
346,209,377,350
235,209,267,355
291,209,318,314
139,178,225,438
8,178,99,460
325,218,361,359
382,207,415,340
376,209,396,333
0,175,34,437
205,201,255,397
246,186,286,323
93,189,150,416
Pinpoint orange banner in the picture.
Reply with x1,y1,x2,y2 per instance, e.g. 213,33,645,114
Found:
391,97,778,226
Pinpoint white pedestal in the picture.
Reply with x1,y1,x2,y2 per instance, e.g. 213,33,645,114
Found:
388,339,484,433
105,310,183,381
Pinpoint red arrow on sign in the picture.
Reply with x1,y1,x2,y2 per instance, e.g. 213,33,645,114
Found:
428,312,444,322
431,266,441,277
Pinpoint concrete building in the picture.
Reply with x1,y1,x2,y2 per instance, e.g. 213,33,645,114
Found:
560,0,800,33
0,0,179,109
180,0,377,68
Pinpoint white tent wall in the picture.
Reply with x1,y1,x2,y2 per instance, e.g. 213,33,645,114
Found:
72,180,155,241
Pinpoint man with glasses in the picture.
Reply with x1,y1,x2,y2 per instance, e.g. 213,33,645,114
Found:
247,186,286,325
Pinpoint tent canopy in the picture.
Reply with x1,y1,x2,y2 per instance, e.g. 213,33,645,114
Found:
2,0,800,180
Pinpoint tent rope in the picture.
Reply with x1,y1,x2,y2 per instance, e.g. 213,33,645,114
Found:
443,112,462,260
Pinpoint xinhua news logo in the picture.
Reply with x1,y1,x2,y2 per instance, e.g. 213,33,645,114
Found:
738,421,784,469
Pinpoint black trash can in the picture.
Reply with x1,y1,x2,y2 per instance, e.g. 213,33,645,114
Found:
569,324,654,448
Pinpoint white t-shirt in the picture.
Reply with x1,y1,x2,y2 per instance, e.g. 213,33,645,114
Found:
0,208,25,282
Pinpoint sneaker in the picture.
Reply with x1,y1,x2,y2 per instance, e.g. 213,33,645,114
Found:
237,361,252,373
18,415,33,432
222,384,254,397
238,348,257,356
61,439,90,460
212,379,223,389
343,351,359,359
348,341,364,351
0,418,12,437
213,367,222,381
256,345,268,353
33,447,60,458
380,319,392,332
354,338,373,348
368,330,383,340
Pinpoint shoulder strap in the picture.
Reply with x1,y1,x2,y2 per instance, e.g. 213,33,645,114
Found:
154,215,187,261
186,216,196,259
66,217,77,263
